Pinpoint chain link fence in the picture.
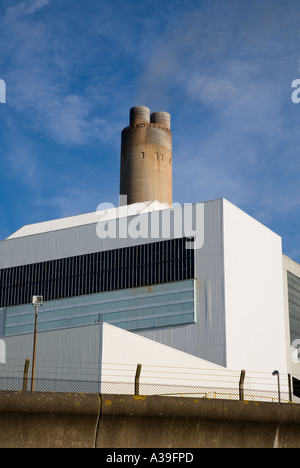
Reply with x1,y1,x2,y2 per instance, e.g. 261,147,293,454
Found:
0,359,299,404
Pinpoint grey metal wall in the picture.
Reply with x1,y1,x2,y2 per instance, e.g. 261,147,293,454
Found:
0,204,199,268
0,199,227,367
136,199,226,366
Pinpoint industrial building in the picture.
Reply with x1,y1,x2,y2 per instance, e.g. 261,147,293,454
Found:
0,107,299,401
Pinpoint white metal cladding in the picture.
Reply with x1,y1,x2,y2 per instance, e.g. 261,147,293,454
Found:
0,322,293,399
222,199,287,373
0,322,232,394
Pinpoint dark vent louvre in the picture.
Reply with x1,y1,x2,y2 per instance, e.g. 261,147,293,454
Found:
0,238,194,308
293,377,300,399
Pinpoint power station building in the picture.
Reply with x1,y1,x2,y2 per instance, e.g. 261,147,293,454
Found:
0,107,299,401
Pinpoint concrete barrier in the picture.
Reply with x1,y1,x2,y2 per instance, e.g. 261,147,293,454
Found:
97,394,300,449
0,391,100,448
0,392,300,448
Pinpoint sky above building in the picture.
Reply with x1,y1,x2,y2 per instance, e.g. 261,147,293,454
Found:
0,0,299,261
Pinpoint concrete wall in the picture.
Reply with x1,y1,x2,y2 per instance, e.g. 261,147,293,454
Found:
97,394,300,449
0,392,299,448
0,392,100,448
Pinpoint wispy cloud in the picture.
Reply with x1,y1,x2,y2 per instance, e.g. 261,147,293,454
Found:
5,0,51,19
6,147,37,186
36,187,101,219
2,0,117,146
137,1,300,210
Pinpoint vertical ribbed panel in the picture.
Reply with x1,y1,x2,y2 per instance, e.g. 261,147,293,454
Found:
0,238,194,308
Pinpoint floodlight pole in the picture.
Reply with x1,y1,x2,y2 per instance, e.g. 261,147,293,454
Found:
272,370,281,403
31,296,43,392
31,305,39,392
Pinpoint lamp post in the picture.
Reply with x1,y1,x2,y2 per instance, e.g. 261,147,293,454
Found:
272,370,281,403
31,296,43,392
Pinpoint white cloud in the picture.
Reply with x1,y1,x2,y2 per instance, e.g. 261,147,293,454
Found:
5,0,50,19
5,146,37,187
135,0,300,230
37,187,100,219
27,0,50,14
2,0,118,146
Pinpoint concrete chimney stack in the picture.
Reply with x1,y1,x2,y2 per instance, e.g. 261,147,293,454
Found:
120,106,172,206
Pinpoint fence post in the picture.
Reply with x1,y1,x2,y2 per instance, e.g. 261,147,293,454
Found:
135,364,142,395
288,374,292,402
272,370,281,403
239,369,246,401
23,359,30,392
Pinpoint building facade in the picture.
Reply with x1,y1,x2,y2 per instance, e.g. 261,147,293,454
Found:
0,198,298,378
0,107,299,400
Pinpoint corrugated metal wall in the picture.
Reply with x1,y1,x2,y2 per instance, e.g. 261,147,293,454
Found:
0,200,227,368
136,199,227,367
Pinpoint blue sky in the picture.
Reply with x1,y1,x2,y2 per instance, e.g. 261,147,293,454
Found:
0,0,299,261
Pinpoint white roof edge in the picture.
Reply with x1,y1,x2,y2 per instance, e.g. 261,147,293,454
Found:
6,200,169,240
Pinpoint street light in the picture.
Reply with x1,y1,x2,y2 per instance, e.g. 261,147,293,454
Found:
31,296,43,392
272,370,281,403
